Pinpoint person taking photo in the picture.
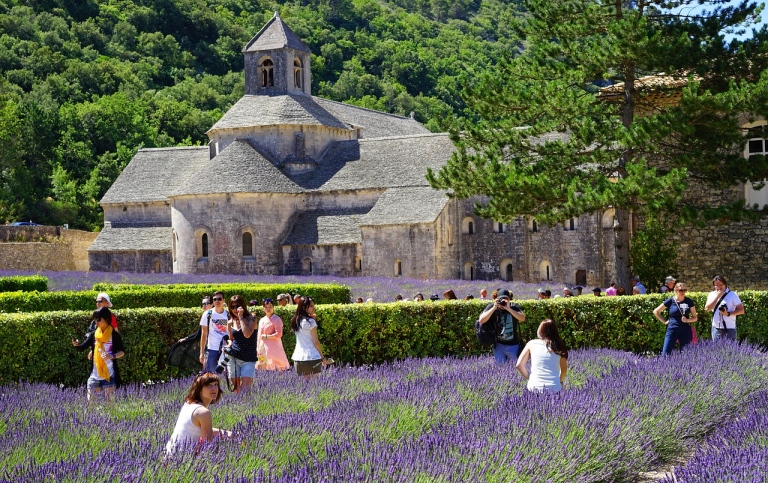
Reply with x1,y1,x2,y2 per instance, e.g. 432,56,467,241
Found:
704,275,744,341
477,289,525,364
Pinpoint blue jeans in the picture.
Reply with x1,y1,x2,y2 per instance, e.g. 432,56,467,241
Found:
204,349,221,373
711,326,737,341
661,325,693,356
494,343,519,364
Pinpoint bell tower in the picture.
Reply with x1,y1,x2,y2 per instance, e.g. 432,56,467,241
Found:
243,12,312,96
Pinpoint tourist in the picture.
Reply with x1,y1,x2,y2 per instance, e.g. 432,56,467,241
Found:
616,287,626,296
443,289,458,300
277,293,289,307
465,294,474,300
225,295,257,392
165,372,229,455
632,276,647,294
72,307,125,403
92,292,119,331
200,291,229,373
356,297,364,303
653,282,697,355
704,275,744,341
516,319,568,393
491,290,498,300
177,296,212,344
660,276,676,294
605,282,617,296
293,294,302,305
429,294,439,301
414,293,424,302
479,288,488,300
395,294,403,301
562,287,572,297
257,298,290,371
574,286,583,296
477,289,525,364
291,296,330,377
592,287,601,296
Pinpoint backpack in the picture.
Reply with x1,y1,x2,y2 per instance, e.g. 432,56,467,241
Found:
474,310,499,346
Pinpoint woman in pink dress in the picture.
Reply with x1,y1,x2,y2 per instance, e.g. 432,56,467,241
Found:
256,298,290,371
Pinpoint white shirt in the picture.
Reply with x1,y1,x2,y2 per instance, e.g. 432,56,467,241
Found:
292,317,321,361
706,289,741,329
527,339,562,393
166,402,203,454
200,309,229,351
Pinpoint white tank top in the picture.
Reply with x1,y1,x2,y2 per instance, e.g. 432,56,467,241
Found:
166,402,204,454
526,339,562,393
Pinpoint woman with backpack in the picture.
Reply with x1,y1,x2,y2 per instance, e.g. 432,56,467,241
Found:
291,296,330,377
516,319,568,393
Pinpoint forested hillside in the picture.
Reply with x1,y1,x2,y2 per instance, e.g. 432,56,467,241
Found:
0,0,523,229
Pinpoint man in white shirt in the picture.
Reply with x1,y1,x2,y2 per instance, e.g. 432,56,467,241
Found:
199,291,230,373
704,275,744,341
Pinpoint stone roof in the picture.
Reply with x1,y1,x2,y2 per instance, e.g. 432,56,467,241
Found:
100,147,209,204
313,98,430,138
208,95,351,133
88,227,172,252
282,208,370,245
173,140,303,196
360,187,449,226
598,74,700,111
243,13,310,53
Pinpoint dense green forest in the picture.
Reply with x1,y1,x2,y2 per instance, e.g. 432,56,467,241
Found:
0,0,523,229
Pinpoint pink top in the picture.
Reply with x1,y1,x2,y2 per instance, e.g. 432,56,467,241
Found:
256,314,290,370
605,287,617,296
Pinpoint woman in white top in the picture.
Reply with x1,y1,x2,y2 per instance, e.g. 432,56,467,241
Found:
166,372,228,455
290,296,329,377
516,319,568,393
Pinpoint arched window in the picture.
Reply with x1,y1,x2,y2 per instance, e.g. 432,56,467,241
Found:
564,217,578,231
355,256,362,271
395,259,402,276
462,216,475,235
506,264,514,281
294,57,302,88
500,258,514,281
602,208,616,229
242,232,253,257
539,261,552,281
153,260,161,273
302,257,313,274
201,233,209,258
530,218,538,233
496,222,504,233
464,262,474,280
261,58,274,87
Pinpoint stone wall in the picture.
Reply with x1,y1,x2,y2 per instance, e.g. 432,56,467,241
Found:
0,228,98,271
89,250,172,273
282,244,361,276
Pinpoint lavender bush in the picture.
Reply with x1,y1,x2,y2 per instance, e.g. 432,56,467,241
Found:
659,390,768,483
1,342,766,482
0,270,566,301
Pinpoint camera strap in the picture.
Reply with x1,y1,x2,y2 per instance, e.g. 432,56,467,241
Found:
714,290,730,330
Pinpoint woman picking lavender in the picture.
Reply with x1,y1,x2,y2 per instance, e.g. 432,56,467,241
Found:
653,282,698,355
71,306,125,403
166,372,229,455
291,296,330,377
516,319,568,393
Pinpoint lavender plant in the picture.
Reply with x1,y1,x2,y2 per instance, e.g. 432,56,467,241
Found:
1,342,766,482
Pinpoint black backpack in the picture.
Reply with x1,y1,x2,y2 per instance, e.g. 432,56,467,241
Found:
474,310,499,346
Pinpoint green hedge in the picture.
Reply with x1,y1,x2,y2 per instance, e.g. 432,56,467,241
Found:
4,291,767,386
0,275,47,292
0,283,351,313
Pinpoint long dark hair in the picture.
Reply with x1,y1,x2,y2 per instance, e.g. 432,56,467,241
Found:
185,372,223,404
537,319,568,359
228,294,250,320
291,296,314,333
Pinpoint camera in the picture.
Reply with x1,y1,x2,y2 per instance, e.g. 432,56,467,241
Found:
498,299,507,306
215,347,231,374
718,303,728,313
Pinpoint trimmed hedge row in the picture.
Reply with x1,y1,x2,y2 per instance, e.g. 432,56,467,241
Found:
4,291,767,386
0,275,47,292
0,283,351,313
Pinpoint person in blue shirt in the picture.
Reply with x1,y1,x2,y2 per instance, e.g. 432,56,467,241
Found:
632,276,647,294
653,283,698,355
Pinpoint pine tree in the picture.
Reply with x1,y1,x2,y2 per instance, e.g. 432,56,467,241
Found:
427,0,768,292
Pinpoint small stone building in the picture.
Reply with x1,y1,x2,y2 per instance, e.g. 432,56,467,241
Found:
90,14,768,289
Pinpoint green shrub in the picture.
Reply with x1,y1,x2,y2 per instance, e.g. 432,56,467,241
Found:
0,283,350,313
0,275,47,292
4,291,767,386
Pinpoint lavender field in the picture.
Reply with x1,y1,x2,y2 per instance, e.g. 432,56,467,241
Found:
0,270,561,301
2,342,766,482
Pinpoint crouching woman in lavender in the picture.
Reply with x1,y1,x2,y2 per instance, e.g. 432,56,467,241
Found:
653,282,698,356
71,306,125,403
166,372,230,455
516,319,568,393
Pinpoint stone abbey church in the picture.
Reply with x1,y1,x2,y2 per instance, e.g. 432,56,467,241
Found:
89,13,768,289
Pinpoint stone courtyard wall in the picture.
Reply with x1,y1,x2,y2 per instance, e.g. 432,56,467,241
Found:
0,228,98,271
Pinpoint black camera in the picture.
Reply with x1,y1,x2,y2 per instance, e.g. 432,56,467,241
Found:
215,347,231,374
718,303,728,313
498,299,507,306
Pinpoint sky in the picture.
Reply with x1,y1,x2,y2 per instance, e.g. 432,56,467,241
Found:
668,1,767,40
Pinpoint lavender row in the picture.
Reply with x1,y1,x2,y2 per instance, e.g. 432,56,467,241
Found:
2,343,766,482
0,270,563,302
659,389,768,483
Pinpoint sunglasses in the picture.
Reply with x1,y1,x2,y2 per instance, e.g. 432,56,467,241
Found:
263,298,273,304
676,289,687,293
202,301,211,307
212,297,223,302
96,299,105,303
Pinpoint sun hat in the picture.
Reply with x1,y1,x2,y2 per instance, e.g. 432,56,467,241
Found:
95,292,112,308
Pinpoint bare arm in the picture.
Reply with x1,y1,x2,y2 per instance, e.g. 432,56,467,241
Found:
191,406,214,442
704,291,721,312
239,312,256,339
515,344,531,380
310,326,326,362
478,303,497,324
559,357,567,384
731,303,745,317
685,306,698,323
653,303,667,323
508,305,525,322
200,326,209,363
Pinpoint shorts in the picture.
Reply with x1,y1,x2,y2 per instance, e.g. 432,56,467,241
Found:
294,359,322,375
227,356,256,379
87,375,115,389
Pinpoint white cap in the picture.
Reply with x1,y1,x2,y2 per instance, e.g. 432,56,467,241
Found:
96,292,113,308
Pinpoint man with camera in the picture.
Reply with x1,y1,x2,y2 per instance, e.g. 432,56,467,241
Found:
199,291,230,373
477,289,526,364
704,275,744,341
